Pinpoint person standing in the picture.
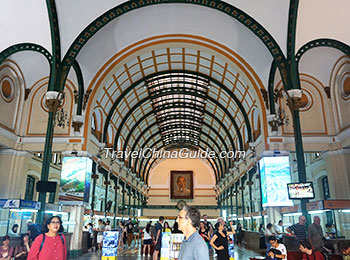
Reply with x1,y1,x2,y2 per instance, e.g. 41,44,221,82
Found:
236,223,243,246
95,219,105,251
210,221,236,260
286,215,307,243
27,215,67,260
126,218,134,248
14,233,30,260
142,223,153,257
153,216,164,260
177,206,209,260
0,236,13,260
163,222,171,233
87,223,94,252
199,221,211,248
171,222,182,234
105,220,112,231
203,214,213,236
308,216,324,250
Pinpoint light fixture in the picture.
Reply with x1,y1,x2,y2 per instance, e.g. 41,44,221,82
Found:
285,89,304,110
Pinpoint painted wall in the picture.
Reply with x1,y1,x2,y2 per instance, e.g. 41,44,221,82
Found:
147,158,218,217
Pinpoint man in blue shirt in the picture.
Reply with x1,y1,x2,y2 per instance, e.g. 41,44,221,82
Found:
153,216,164,260
177,205,209,260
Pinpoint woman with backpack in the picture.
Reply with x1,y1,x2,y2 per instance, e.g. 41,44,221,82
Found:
27,216,67,260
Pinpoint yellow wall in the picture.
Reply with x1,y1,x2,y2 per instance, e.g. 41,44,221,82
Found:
147,158,219,217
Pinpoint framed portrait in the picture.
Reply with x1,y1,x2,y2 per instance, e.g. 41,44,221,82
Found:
170,171,193,199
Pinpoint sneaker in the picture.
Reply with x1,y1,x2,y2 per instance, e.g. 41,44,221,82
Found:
148,254,151,257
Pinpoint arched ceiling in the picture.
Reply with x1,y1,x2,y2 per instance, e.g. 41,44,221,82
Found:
88,38,266,184
2,0,350,56
1,0,350,187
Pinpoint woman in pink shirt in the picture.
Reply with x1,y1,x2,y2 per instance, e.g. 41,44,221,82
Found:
27,216,67,260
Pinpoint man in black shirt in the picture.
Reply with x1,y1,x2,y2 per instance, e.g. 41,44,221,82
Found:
153,216,164,260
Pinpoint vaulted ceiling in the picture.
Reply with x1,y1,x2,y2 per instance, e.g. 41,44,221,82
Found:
1,0,350,186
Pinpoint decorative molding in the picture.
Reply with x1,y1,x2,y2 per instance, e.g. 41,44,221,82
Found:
0,148,33,158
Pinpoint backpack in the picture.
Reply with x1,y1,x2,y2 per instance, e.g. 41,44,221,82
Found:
39,234,65,252
28,223,42,240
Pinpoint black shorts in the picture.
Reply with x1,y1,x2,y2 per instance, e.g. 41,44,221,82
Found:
144,239,152,245
154,239,161,251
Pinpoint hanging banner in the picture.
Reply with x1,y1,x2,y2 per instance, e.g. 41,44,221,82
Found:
59,156,92,204
259,156,293,207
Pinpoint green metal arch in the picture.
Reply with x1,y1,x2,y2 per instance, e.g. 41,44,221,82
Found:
0,43,84,115
59,0,288,91
133,128,224,178
72,60,85,115
104,70,251,150
268,60,278,114
46,0,61,92
124,110,235,169
0,43,52,66
103,70,252,145
133,127,227,179
112,94,244,151
125,115,232,168
295,39,350,63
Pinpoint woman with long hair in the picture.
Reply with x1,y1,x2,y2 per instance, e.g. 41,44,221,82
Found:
142,223,153,257
162,222,171,233
27,216,67,260
171,222,182,234
199,221,211,248
210,221,236,260
14,233,30,260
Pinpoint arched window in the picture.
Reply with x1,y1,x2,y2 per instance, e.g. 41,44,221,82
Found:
25,176,35,201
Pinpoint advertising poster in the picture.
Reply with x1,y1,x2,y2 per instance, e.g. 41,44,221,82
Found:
259,156,293,207
160,232,171,260
102,231,119,260
59,157,93,203
228,234,235,260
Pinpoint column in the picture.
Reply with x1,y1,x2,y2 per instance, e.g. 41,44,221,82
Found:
127,187,131,216
121,183,125,218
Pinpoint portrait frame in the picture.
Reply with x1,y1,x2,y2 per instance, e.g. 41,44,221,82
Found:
170,171,193,199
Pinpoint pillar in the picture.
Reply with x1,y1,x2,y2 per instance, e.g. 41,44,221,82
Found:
69,205,85,254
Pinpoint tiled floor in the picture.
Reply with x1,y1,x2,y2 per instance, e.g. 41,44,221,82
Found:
72,244,263,260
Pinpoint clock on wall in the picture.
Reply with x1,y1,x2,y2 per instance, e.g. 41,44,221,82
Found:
176,200,187,210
